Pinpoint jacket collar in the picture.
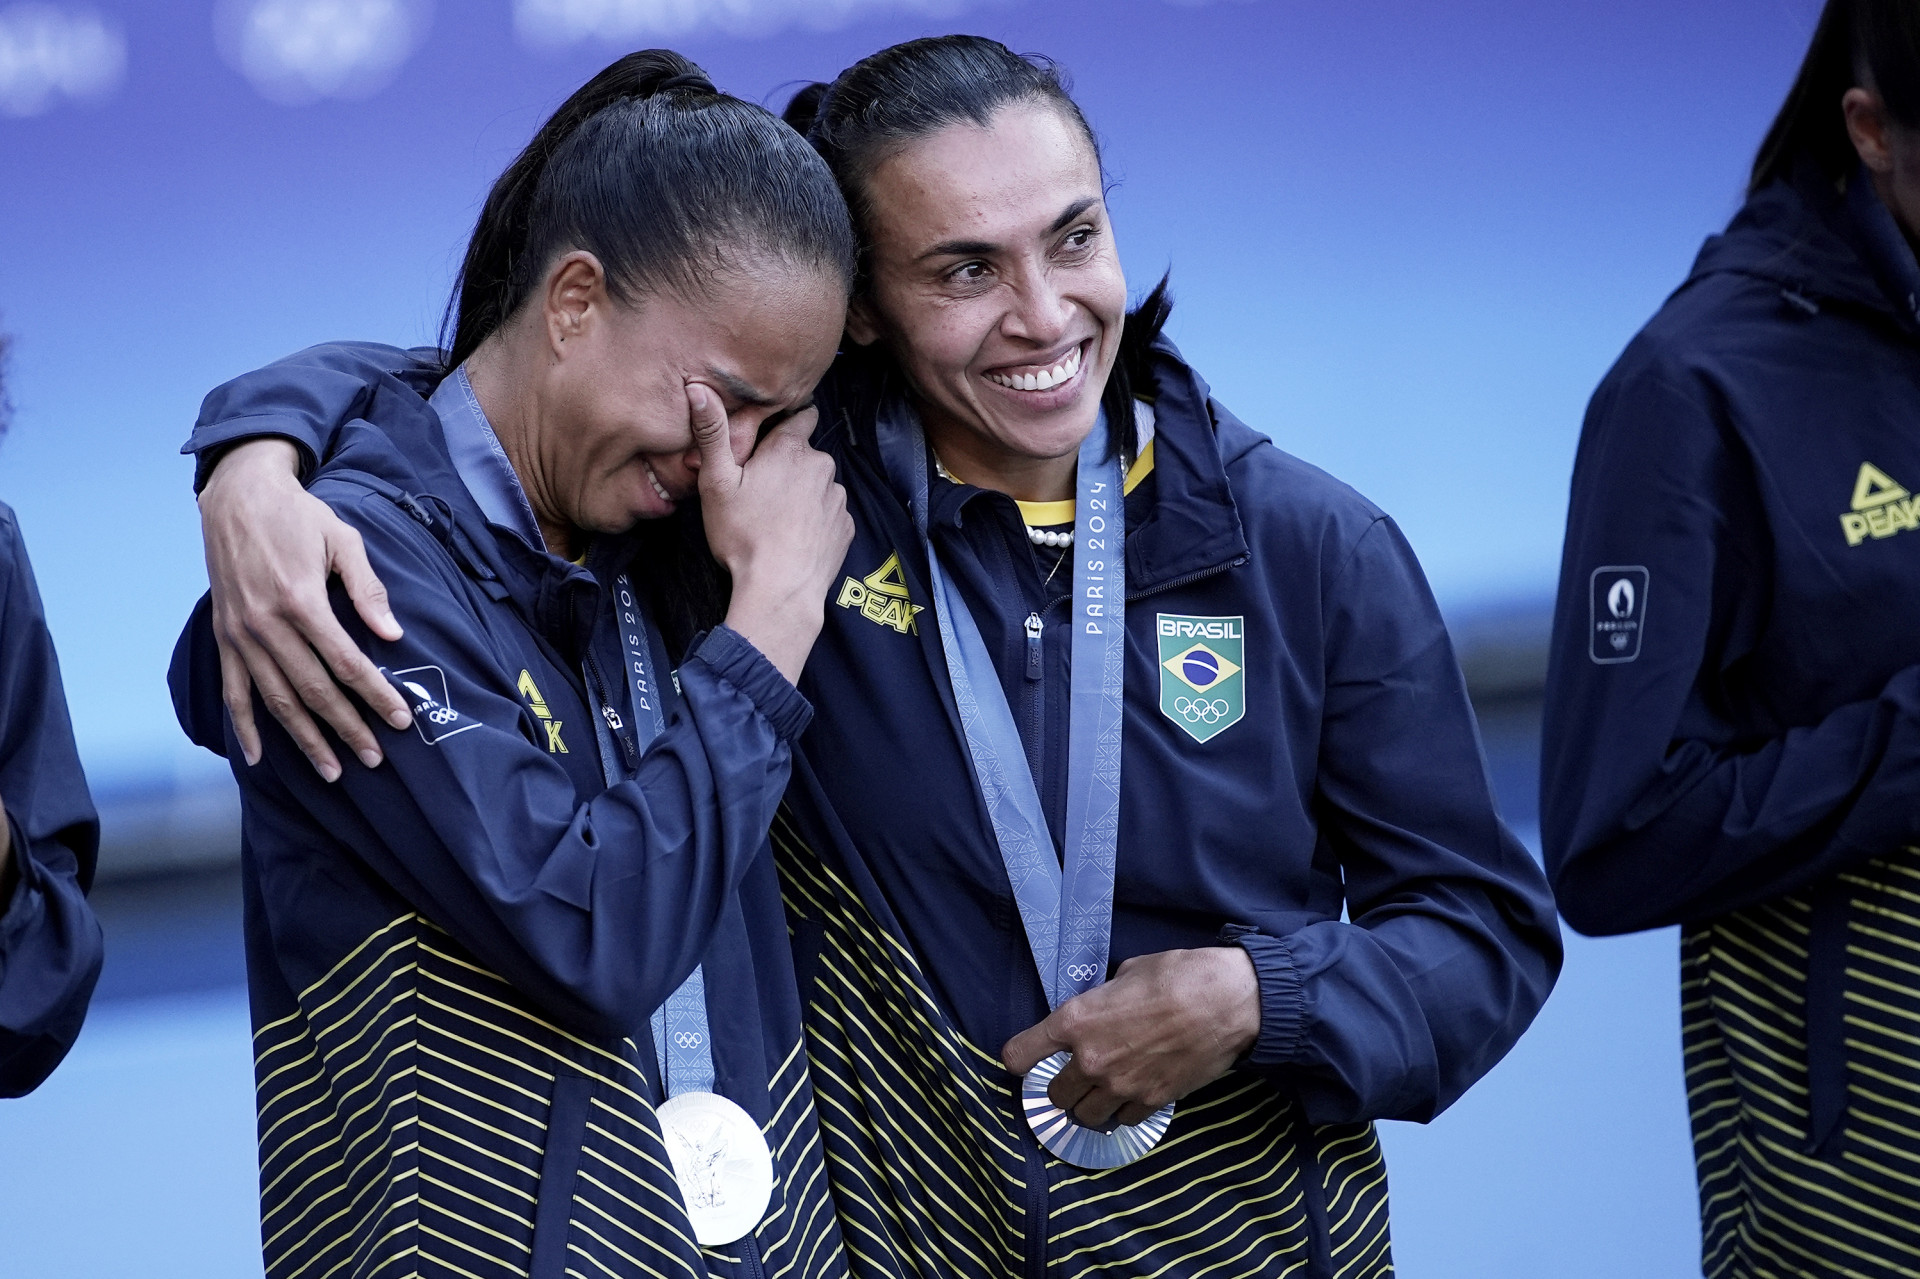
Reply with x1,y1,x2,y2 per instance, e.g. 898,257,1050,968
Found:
826,336,1248,598
318,373,620,662
1846,164,1920,331
1125,336,1250,595
1689,159,1920,338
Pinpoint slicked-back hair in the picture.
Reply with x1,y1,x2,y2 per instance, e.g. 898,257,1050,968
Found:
785,35,1170,459
443,48,855,370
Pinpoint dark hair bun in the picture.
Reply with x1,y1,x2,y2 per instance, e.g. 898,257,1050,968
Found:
781,81,830,135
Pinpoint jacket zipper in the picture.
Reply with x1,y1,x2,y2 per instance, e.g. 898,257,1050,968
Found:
1024,613,1044,681
581,647,637,771
1023,1140,1049,1279
1126,555,1247,603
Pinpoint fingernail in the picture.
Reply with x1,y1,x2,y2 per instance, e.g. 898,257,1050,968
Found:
388,709,412,729
243,748,261,768
320,762,342,783
358,749,383,770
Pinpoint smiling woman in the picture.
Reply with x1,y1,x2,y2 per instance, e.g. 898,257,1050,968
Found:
759,34,1563,1278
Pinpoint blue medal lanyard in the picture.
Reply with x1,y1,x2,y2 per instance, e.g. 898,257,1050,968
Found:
431,370,715,1099
591,582,717,1098
875,398,1128,1013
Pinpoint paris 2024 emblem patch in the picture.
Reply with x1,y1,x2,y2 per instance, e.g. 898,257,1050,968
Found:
1156,615,1245,743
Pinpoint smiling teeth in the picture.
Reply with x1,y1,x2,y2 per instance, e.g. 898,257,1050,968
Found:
987,345,1081,392
644,463,672,503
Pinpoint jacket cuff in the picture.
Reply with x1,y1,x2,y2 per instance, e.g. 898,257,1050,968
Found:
689,626,813,743
1221,924,1309,1067
184,417,321,493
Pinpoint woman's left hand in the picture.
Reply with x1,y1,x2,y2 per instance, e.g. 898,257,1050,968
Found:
1001,946,1262,1128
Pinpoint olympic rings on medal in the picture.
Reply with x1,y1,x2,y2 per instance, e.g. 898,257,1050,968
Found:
1173,696,1231,725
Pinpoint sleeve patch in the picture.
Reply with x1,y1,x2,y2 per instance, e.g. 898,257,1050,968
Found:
387,664,480,744
1589,566,1649,665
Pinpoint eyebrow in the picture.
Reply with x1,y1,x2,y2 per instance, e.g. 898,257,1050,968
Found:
702,368,781,409
916,196,1102,262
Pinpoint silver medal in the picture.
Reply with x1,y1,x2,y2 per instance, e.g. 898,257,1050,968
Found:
1023,1051,1173,1169
657,1091,775,1246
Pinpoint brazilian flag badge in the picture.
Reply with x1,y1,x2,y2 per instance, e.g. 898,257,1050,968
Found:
1156,614,1245,743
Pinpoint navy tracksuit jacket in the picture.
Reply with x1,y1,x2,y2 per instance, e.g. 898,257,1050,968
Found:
172,370,846,1278
186,334,1560,1278
1543,163,1920,1278
0,504,101,1097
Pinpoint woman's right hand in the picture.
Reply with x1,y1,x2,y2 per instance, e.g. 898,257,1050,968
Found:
689,383,853,686
198,439,412,779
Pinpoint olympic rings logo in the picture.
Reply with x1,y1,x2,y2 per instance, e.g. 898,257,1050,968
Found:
672,1031,704,1049
426,707,458,726
1174,697,1231,725
1064,963,1100,982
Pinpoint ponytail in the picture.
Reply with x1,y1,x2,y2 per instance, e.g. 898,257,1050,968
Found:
1100,275,1173,453
442,48,854,371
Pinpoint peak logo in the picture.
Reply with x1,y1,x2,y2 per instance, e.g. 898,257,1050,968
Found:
516,670,567,754
836,551,925,635
1589,567,1649,665
1840,462,1918,547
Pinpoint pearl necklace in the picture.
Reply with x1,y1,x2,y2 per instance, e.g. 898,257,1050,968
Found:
934,455,1076,548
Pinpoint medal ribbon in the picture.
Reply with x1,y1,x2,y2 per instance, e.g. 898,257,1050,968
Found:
584,583,716,1096
876,399,1127,1010
614,576,719,1099
431,374,717,1099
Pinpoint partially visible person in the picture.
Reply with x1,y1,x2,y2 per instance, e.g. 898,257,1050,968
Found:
0,326,103,1097
1542,2,1920,1274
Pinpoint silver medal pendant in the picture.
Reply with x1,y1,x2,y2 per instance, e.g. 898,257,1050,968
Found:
1022,1051,1174,1169
657,1092,775,1246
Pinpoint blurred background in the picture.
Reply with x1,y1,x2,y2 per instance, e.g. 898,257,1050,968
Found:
0,0,1826,1273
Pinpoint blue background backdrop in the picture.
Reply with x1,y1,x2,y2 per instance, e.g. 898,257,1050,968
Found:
0,0,1827,1273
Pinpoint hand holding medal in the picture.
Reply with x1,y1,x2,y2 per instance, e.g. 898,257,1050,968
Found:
1001,946,1263,1162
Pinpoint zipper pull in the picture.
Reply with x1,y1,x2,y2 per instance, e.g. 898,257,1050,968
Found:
1025,613,1043,681
601,704,624,732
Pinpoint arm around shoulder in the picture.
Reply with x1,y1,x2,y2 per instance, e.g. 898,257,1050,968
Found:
185,341,440,491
